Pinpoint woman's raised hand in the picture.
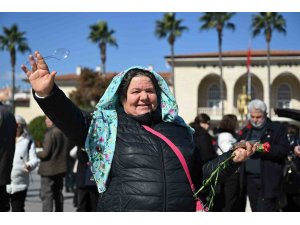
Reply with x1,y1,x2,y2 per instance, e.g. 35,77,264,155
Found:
21,51,56,97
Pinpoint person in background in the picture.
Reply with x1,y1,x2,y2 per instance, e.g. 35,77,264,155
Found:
37,116,73,212
69,145,78,208
0,102,17,212
65,150,76,193
71,145,99,212
281,124,300,211
22,51,257,212
237,99,290,212
6,115,39,211
213,114,240,211
190,113,218,165
189,113,218,205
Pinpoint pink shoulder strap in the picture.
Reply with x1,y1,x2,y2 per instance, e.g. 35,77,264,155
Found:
142,125,195,192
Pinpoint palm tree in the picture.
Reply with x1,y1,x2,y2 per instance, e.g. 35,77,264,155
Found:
88,21,118,74
155,13,188,98
251,12,286,118
199,13,236,117
0,24,31,114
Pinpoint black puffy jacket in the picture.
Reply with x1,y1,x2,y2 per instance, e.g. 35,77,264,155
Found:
34,85,240,211
97,112,196,211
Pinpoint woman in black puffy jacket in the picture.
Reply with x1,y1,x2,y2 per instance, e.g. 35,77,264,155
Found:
22,51,256,211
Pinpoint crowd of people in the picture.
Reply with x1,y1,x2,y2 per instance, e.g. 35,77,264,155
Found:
0,50,299,212
190,100,300,212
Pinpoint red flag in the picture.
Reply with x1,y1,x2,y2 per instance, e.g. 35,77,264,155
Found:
246,48,251,72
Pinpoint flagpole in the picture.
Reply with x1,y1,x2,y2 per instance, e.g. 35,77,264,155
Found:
247,44,252,100
247,60,251,98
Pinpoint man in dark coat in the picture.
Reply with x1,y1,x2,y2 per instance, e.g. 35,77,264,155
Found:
237,99,290,211
37,116,73,211
0,102,17,211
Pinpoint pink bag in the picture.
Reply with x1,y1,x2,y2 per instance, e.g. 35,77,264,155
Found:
143,125,208,212
196,198,208,212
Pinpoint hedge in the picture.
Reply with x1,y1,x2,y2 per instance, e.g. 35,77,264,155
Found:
28,115,46,148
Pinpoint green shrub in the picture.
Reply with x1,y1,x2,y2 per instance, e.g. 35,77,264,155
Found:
28,115,46,148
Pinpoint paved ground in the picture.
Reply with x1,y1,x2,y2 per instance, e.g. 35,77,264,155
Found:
24,168,76,212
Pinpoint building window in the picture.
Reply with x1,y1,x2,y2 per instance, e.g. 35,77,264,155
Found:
277,84,291,108
208,84,220,108
250,86,256,100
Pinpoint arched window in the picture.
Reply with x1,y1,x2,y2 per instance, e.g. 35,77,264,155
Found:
207,84,220,108
250,85,256,100
277,84,291,108
245,85,257,100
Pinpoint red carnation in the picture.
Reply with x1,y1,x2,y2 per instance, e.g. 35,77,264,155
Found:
256,142,270,153
262,142,271,152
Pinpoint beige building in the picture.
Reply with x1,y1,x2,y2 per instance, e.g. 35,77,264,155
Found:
15,73,79,123
167,50,300,124
11,50,300,125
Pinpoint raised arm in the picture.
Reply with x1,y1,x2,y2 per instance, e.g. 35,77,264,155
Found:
21,51,90,146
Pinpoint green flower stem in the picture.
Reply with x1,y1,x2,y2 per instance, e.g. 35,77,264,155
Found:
193,152,236,210
194,153,235,197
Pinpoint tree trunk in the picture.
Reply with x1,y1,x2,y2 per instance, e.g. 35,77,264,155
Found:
100,43,106,74
11,65,15,114
218,32,224,117
170,43,175,99
10,49,16,114
267,41,271,118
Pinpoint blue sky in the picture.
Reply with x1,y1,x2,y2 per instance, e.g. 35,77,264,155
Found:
0,12,300,90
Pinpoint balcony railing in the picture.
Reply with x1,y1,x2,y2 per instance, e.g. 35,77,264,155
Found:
197,107,223,119
197,107,284,121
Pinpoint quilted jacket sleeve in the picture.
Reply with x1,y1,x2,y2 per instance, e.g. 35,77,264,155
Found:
33,84,91,147
202,150,241,184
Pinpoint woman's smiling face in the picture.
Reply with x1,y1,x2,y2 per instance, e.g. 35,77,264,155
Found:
122,76,158,116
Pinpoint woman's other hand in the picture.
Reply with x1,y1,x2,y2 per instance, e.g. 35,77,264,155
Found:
232,141,256,163
21,51,56,97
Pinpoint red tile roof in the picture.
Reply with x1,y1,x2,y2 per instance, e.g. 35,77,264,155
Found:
54,71,171,81
167,50,300,59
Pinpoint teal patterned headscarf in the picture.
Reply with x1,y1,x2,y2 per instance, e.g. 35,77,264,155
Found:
85,66,193,193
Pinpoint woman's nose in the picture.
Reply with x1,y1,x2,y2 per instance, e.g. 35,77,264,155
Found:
140,91,148,100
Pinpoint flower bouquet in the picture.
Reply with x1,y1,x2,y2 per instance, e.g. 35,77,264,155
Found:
194,140,270,211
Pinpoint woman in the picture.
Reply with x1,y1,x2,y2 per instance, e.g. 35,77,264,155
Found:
6,115,39,211
21,51,255,211
213,114,240,211
190,113,217,165
189,113,218,203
